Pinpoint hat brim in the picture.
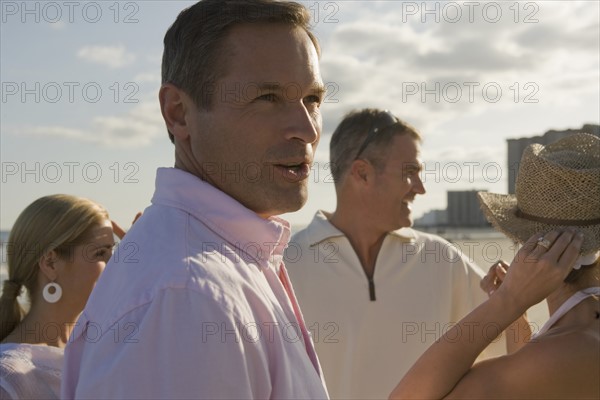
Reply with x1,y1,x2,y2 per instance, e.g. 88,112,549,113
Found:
477,192,600,255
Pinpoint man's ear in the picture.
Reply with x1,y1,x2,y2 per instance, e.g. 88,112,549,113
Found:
159,83,191,141
349,159,373,185
38,250,60,282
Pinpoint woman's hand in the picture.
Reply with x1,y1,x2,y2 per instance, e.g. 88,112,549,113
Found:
481,260,509,297
495,229,583,314
111,212,143,240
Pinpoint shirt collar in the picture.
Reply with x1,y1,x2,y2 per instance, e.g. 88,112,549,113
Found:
151,167,290,269
305,210,416,247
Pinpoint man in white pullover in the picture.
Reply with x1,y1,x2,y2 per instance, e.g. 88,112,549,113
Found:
286,108,502,399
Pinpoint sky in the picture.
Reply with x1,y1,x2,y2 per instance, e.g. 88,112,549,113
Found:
1,0,599,231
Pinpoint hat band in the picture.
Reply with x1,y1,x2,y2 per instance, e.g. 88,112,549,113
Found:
516,209,600,226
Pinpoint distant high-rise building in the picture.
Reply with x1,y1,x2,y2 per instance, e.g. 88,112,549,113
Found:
414,209,447,227
507,124,599,193
447,190,490,227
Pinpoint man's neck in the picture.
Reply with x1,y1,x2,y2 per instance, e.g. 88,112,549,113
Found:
328,208,388,277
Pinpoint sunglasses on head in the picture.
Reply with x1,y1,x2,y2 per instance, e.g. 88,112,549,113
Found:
354,111,397,160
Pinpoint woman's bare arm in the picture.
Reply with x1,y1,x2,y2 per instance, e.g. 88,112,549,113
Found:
390,230,583,400
481,261,532,354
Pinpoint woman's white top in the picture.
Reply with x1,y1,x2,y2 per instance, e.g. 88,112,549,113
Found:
0,343,63,400
532,287,600,339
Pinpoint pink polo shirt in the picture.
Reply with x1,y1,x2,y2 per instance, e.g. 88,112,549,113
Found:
62,167,328,399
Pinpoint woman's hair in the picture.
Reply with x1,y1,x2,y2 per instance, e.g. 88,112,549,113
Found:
564,257,599,285
0,194,109,341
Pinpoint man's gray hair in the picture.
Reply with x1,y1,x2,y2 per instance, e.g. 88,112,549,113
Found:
330,108,421,184
162,0,320,143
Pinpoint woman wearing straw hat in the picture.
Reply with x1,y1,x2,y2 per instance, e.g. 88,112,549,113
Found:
390,133,599,399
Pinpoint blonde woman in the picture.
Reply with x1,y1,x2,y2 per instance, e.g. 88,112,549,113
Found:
0,194,117,399
391,133,599,399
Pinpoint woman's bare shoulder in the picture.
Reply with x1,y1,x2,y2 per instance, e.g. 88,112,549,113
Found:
445,328,599,399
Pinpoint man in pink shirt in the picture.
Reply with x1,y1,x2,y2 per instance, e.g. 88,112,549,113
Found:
62,0,328,398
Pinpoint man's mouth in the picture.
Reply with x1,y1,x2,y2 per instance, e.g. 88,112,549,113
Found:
273,163,311,182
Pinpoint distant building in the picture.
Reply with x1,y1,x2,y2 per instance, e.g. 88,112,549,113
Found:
507,124,599,193
416,124,599,228
447,190,490,228
414,209,447,227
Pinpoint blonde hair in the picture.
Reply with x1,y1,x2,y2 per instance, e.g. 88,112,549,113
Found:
0,194,109,341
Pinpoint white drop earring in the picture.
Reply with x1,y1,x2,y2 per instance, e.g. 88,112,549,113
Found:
42,282,62,303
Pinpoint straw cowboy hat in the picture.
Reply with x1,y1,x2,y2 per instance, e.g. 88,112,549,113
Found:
478,133,600,255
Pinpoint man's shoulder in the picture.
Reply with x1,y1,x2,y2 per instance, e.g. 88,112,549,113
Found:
388,228,453,248
289,224,311,247
286,213,338,274
406,228,450,243
80,264,253,344
397,228,484,271
84,204,244,328
289,210,342,247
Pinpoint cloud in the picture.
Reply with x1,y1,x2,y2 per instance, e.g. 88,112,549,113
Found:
323,7,536,74
15,99,165,148
419,39,534,72
49,21,66,30
421,145,506,189
516,22,600,53
314,0,599,140
77,45,136,69
133,72,161,84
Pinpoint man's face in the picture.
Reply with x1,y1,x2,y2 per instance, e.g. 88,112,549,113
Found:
371,134,426,230
186,23,324,218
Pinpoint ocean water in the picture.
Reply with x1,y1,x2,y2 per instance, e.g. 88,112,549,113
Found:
0,230,8,282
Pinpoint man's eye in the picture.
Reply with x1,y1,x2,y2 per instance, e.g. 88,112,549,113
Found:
304,95,322,106
257,93,277,102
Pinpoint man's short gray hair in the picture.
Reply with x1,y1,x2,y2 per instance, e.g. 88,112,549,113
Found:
330,108,421,183
162,0,320,143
